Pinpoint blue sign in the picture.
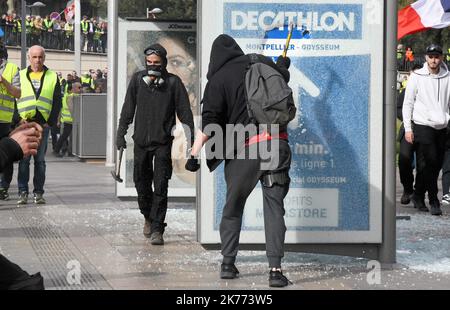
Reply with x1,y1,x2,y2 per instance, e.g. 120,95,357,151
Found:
224,3,363,40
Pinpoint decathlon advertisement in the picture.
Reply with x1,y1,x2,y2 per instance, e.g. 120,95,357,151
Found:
199,0,384,243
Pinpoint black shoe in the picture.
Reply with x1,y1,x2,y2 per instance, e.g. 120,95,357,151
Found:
8,272,44,290
400,191,413,205
411,195,428,212
430,201,443,216
150,231,164,245
220,263,239,279
0,187,9,201
269,270,292,288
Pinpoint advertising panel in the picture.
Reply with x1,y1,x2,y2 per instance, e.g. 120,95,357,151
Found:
117,21,198,197
200,0,384,243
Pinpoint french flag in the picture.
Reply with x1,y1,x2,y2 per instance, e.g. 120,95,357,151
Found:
398,0,450,40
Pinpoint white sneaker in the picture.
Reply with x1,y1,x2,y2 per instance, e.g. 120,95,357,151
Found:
442,194,450,206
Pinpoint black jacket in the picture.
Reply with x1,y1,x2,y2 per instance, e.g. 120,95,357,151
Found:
118,70,194,149
202,34,290,171
0,137,23,172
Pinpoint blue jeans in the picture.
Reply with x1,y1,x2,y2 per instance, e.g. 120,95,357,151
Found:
17,127,50,195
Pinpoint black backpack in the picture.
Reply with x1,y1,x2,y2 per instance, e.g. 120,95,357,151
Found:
244,54,296,127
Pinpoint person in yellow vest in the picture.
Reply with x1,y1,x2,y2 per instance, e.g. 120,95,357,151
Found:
43,15,54,49
25,15,34,47
80,71,95,92
80,16,89,52
16,45,62,205
0,44,21,201
53,82,81,157
64,21,74,51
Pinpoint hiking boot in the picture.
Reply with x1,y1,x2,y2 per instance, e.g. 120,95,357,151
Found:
430,201,443,216
17,192,28,205
220,263,239,279
411,194,428,212
0,188,9,201
34,193,46,205
400,191,413,205
269,270,292,288
8,272,44,290
150,231,164,245
143,218,151,238
442,194,450,206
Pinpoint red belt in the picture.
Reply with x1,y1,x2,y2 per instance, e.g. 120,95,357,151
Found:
245,131,288,147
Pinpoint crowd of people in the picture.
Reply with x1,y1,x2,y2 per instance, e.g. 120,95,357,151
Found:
59,68,108,94
0,12,107,53
397,43,450,217
397,44,450,72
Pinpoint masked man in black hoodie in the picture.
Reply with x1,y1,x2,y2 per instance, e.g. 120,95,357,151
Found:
185,34,293,287
116,44,195,245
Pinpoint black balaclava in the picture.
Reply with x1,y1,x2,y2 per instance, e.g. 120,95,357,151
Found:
144,43,168,78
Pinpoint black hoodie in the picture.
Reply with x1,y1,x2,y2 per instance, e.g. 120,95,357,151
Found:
202,34,290,171
118,44,195,149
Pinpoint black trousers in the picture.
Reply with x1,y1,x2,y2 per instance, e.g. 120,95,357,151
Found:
50,124,60,151
134,143,172,234
413,124,446,202
398,125,422,194
221,140,291,268
54,123,72,155
440,128,450,195
0,123,13,190
0,254,29,290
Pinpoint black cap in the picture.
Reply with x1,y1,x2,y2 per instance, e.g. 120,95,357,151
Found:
144,43,167,68
426,44,443,56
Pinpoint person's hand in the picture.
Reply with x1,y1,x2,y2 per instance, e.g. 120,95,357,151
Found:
9,122,43,157
276,56,291,69
185,157,200,172
116,135,126,150
405,131,414,144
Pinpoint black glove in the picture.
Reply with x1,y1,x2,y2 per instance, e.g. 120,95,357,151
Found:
185,157,200,172
276,56,291,69
116,135,126,150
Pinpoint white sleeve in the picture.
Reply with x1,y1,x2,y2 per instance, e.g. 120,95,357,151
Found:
402,74,418,132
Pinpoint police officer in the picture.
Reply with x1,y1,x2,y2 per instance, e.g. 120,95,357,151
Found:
116,43,195,245
0,44,21,200
16,45,62,205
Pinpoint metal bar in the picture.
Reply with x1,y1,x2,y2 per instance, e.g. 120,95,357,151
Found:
379,0,398,265
106,0,118,167
21,0,27,69
74,0,81,78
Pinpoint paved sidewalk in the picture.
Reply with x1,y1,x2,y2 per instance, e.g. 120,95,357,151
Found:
0,154,449,290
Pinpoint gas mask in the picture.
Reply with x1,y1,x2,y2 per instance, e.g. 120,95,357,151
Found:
143,64,165,87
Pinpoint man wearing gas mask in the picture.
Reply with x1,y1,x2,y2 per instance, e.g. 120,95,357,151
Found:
116,44,195,245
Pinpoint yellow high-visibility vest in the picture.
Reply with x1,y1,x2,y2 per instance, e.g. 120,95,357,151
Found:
81,76,94,90
81,21,89,32
18,69,57,122
60,92,74,124
0,62,19,123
